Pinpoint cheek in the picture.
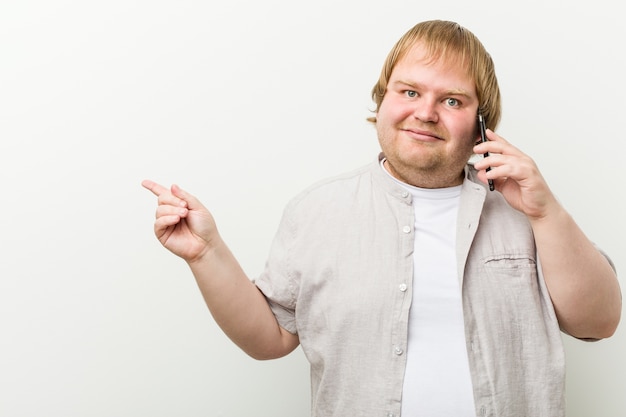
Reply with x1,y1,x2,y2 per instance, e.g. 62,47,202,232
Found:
378,98,411,124
455,131,480,155
461,125,479,144
446,118,478,144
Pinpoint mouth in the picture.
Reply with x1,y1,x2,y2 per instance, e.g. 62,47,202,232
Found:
400,127,443,142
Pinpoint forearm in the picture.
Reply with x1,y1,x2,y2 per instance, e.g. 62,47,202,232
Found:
187,239,299,359
531,206,621,339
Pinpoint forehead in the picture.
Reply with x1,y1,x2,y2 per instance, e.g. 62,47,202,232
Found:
392,43,476,93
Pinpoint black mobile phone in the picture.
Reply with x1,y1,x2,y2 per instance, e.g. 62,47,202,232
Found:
478,113,494,191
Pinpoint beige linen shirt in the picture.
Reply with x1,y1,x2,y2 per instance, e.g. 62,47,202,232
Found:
255,154,567,417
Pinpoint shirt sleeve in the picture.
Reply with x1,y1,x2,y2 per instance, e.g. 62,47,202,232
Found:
253,201,300,334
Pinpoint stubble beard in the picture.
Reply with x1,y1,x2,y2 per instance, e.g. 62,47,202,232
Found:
380,134,474,188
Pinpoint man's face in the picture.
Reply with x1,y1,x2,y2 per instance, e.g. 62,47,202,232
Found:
375,43,480,188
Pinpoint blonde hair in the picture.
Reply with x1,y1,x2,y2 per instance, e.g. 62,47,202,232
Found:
367,20,501,130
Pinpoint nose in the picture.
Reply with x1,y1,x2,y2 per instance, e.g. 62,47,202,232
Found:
412,98,439,123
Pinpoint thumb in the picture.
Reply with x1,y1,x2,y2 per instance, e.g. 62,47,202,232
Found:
170,184,205,211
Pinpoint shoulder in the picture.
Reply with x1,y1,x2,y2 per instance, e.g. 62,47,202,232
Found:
286,160,379,210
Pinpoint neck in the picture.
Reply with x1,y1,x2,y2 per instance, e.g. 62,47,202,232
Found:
383,159,465,189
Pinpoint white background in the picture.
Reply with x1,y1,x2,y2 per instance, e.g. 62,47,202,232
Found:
1,1,624,416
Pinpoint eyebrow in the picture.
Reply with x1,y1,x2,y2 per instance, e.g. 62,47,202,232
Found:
392,80,473,98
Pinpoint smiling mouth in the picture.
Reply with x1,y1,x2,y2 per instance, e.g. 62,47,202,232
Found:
401,128,443,141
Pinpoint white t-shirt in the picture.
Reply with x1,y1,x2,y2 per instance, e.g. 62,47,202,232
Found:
382,162,476,416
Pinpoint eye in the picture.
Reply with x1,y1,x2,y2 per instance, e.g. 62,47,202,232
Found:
445,97,460,107
405,90,417,98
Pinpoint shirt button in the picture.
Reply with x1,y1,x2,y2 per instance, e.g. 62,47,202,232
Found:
387,413,396,417
394,346,403,355
402,225,411,233
399,283,407,292
401,191,409,198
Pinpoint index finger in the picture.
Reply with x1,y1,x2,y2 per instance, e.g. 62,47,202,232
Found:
141,179,168,197
473,129,510,155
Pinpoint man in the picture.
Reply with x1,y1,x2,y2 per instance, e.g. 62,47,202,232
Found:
142,20,621,417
